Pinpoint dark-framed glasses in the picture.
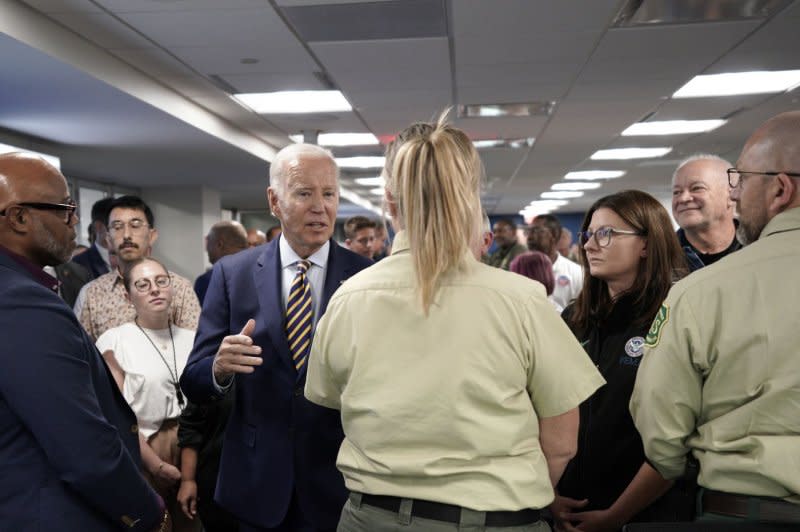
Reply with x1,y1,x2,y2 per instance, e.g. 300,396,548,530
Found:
0,200,77,224
578,226,645,248
109,218,149,234
132,275,171,293
727,168,800,188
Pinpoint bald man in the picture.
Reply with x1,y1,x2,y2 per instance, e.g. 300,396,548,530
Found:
0,154,164,531
671,154,741,271
195,220,248,304
246,228,267,248
631,111,800,525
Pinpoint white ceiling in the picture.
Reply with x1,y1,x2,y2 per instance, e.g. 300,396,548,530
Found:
1,0,799,217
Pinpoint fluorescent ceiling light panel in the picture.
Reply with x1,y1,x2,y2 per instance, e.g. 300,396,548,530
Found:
474,138,535,149
290,132,379,146
673,70,800,98
369,187,385,196
552,182,602,191
234,90,352,114
591,147,672,160
473,139,505,148
354,176,384,186
528,199,569,209
336,156,386,169
458,101,554,118
564,170,626,180
541,191,584,199
622,119,726,136
0,143,60,169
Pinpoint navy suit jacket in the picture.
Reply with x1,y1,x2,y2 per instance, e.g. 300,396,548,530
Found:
0,253,161,531
194,268,212,305
180,239,371,530
71,243,109,280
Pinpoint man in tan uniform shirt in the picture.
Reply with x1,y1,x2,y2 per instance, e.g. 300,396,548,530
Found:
631,111,800,525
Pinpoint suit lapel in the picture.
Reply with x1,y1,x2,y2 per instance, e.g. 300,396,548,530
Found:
254,242,292,368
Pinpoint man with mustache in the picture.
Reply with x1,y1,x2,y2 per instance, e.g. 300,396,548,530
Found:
671,154,741,272
0,153,165,531
74,195,200,340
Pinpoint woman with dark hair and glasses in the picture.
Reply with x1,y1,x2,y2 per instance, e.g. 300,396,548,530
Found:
96,257,199,532
551,190,690,531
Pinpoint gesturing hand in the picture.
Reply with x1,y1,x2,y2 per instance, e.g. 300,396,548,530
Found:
213,319,262,382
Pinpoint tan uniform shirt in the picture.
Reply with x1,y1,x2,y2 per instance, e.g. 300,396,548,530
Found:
75,269,201,341
306,231,605,511
631,207,800,503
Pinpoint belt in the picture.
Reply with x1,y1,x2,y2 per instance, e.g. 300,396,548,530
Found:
702,490,800,523
357,493,541,527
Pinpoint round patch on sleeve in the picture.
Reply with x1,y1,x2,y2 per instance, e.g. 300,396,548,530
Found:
645,304,670,347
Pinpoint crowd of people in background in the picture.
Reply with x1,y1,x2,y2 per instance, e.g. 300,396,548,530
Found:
0,110,798,532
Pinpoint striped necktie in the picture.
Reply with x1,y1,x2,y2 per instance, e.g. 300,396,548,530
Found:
286,260,313,373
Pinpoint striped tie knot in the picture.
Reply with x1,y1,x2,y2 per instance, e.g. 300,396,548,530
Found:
286,259,313,374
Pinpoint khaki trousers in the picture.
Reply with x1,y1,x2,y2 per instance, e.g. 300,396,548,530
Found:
337,493,551,532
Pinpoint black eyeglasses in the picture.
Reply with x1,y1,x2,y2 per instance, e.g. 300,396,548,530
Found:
578,226,645,248
0,201,77,224
727,168,800,188
132,275,171,293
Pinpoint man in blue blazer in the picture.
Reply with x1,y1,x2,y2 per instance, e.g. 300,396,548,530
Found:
72,196,114,279
180,144,372,532
0,153,163,531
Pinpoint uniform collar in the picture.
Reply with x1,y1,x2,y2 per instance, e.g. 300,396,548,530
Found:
760,206,800,239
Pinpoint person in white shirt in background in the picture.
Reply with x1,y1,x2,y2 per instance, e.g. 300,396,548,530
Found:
527,214,583,309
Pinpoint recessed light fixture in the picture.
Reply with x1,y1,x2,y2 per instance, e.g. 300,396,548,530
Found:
336,156,386,169
541,191,584,199
355,176,384,186
520,199,569,216
564,170,626,180
552,182,602,191
622,119,726,136
234,90,352,114
458,101,555,118
290,132,379,146
474,138,535,149
0,143,60,169
673,70,800,98
591,147,672,160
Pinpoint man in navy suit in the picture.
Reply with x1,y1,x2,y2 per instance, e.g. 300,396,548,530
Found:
0,153,164,531
72,196,114,279
180,144,372,532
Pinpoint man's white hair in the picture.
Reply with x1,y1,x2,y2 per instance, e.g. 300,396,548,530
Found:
269,143,338,194
672,153,732,182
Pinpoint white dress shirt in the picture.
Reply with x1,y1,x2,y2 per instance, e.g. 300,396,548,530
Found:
278,235,330,329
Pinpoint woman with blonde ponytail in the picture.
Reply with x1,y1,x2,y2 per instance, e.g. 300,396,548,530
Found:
305,115,605,532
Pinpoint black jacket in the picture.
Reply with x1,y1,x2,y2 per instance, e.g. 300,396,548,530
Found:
559,297,648,511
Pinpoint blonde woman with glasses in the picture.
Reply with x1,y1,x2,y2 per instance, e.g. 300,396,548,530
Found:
305,116,605,532
97,257,199,532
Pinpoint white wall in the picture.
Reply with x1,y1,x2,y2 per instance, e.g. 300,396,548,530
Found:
141,185,220,280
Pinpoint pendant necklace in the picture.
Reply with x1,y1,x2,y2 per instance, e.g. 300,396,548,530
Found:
135,318,185,409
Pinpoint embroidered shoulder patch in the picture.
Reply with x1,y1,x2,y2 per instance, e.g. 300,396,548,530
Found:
645,304,669,347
